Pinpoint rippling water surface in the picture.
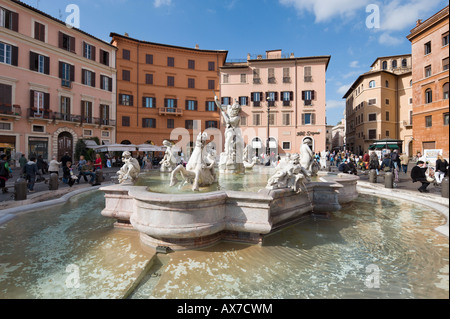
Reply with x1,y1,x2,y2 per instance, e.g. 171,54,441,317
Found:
0,191,448,299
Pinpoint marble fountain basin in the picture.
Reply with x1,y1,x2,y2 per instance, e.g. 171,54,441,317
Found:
100,172,359,251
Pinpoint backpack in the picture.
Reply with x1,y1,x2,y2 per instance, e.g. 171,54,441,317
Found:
0,160,8,177
391,152,398,161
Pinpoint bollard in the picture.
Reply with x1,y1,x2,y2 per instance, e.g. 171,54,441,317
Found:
369,169,377,183
49,173,59,191
94,170,104,186
442,177,449,199
385,172,394,189
14,178,27,201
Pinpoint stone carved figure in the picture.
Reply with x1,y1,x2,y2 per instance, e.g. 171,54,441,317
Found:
215,95,244,173
320,150,328,170
170,132,217,192
243,145,259,169
266,153,311,193
160,140,178,173
117,151,141,184
300,137,314,173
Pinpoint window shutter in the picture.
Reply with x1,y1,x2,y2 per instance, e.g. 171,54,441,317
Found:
302,91,306,100
164,98,168,108
70,65,75,82
11,45,18,66
130,95,134,106
30,52,37,71
58,32,64,49
312,113,316,125
290,91,294,101
142,97,146,108
174,99,178,108
70,36,75,53
275,92,279,101
195,101,198,111
108,77,112,92
81,101,85,119
118,94,123,105
92,46,96,61
44,93,50,110
302,114,305,125
44,56,50,75
185,100,189,110
311,91,315,100
251,93,254,102
81,69,86,85
92,72,96,87
82,41,86,57
34,22,40,40
30,90,35,108
11,12,18,32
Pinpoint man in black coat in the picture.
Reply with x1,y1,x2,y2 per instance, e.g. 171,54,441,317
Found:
411,161,430,193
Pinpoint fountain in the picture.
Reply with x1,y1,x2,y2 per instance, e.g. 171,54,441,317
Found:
100,101,359,251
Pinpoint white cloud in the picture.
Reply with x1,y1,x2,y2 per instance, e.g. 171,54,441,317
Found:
378,32,404,46
279,0,369,23
349,60,359,68
337,84,352,96
154,0,172,8
327,100,345,109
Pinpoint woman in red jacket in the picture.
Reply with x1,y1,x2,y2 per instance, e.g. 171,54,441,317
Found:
94,153,103,171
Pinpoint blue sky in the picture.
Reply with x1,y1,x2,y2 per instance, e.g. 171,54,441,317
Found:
22,0,449,126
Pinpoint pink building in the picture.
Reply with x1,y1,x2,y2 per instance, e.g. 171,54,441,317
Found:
0,0,117,165
220,50,330,157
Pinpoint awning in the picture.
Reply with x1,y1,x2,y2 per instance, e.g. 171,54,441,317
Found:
84,140,99,149
137,144,167,152
369,144,399,150
95,144,137,152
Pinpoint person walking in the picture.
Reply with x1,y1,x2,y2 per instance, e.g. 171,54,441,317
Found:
19,154,27,171
399,153,409,174
380,154,392,173
435,155,448,185
0,154,11,193
411,161,430,193
24,157,38,192
48,156,62,176
369,152,380,175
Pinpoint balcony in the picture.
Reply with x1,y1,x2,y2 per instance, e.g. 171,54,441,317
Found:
268,101,276,107
159,107,183,116
283,101,291,107
268,77,276,84
0,104,21,119
28,108,52,121
304,76,313,83
61,79,72,89
96,118,116,127
53,112,81,125
283,77,291,84
253,101,261,107
403,120,413,128
253,78,262,85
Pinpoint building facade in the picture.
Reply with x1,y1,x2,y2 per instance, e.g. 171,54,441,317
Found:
331,120,345,152
220,50,330,157
111,33,227,156
343,55,413,155
407,6,449,159
0,0,117,164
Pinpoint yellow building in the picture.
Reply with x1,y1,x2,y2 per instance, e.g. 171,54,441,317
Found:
343,55,413,155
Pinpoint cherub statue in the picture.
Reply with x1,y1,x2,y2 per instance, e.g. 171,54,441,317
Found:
117,151,141,184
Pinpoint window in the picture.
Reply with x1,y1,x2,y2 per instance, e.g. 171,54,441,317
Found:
283,68,291,83
424,41,431,55
100,49,109,66
240,116,247,126
59,62,74,87
206,121,218,129
142,118,156,128
302,113,315,125
444,113,449,126
385,99,390,105
425,115,432,127
146,74,153,85
123,69,131,81
167,57,174,67
81,101,93,123
123,49,130,60
268,68,275,83
302,91,315,106
369,80,376,88
368,113,377,121
188,59,195,69
32,91,46,114
402,59,407,68
239,96,248,106
368,129,377,140
0,42,17,66
34,22,45,42
382,61,387,70
0,122,11,130
82,69,96,87
253,69,261,84
443,32,449,47
29,52,49,74
167,119,174,129
267,92,277,106
0,7,18,31
122,116,130,127
100,75,112,92
146,54,153,64
59,32,75,53
143,97,156,108
83,42,95,60
83,129,93,136
223,74,229,84
186,100,197,111
221,97,231,105
282,142,291,150
425,65,432,78
240,74,247,83
188,78,195,88
253,114,261,126
208,79,215,90
165,98,177,109
100,104,110,125
385,130,390,137
392,60,397,69
386,111,390,121
282,113,291,126
206,101,216,112
167,76,175,87
282,91,293,106
208,61,215,71
443,57,449,71
185,120,194,130
443,83,449,100
425,89,433,104
304,66,312,82
368,99,376,106
251,92,262,107
385,80,389,88
60,96,71,121
119,94,133,106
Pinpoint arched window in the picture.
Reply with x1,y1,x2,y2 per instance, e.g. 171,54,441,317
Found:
369,80,376,88
443,82,449,100
385,80,389,88
402,59,407,68
425,89,433,104
392,60,397,69
382,61,387,70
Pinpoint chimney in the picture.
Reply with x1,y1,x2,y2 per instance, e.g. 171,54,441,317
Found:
290,53,295,58
195,44,199,49
124,32,129,37
416,19,422,26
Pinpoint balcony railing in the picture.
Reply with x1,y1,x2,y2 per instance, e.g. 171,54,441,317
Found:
61,79,72,88
28,108,52,120
53,112,81,123
0,104,21,116
159,107,183,116
268,101,276,107
268,77,276,84
253,78,261,84
283,100,291,107
253,101,261,107
283,77,291,83
304,76,313,83
95,118,116,126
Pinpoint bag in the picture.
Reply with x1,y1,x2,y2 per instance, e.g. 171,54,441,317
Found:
383,166,391,172
0,161,6,177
